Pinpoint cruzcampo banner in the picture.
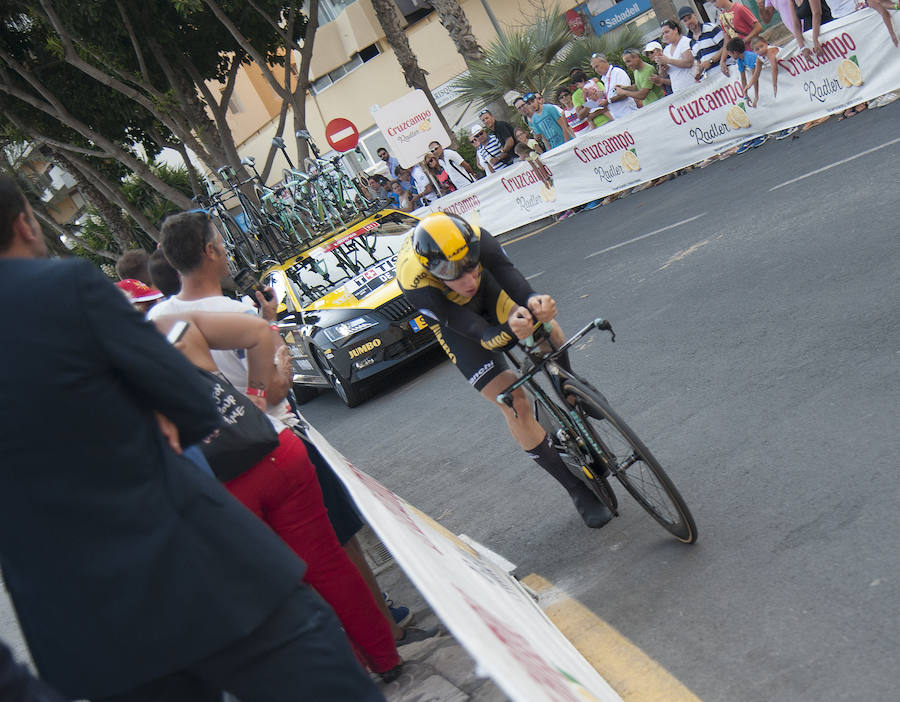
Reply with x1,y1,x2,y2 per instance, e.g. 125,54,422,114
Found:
415,10,900,235
307,426,624,702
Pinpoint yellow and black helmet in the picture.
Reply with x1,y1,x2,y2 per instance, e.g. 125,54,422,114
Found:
412,212,480,280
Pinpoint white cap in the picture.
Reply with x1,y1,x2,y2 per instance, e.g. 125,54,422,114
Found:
644,41,663,53
470,123,485,136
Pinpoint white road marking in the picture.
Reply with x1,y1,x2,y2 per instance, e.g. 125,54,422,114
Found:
526,271,544,280
586,213,709,259
769,136,900,192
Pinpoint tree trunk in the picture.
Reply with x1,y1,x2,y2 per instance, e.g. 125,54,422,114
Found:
370,0,454,140
429,0,485,64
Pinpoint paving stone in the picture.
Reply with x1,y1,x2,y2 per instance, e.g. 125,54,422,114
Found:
384,671,469,702
428,641,483,689
397,632,452,661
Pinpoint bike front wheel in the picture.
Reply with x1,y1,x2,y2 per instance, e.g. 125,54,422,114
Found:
563,378,698,544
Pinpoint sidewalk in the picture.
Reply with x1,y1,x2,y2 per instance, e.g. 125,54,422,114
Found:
372,552,509,701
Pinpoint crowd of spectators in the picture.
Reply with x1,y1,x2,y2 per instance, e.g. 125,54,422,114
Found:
369,0,897,205
0,173,444,701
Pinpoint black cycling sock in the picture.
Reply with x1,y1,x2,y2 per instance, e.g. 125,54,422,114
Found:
525,434,581,492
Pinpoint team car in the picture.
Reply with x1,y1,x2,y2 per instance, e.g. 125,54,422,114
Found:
262,209,438,407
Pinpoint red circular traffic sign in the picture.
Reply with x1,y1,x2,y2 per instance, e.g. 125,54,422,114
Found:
325,118,359,152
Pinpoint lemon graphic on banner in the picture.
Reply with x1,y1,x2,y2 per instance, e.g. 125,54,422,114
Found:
837,58,863,87
621,149,641,171
540,183,557,202
726,104,751,130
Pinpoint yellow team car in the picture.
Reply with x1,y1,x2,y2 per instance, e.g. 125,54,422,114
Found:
262,209,437,407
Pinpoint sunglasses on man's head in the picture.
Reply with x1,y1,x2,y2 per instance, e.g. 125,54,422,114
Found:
478,108,490,115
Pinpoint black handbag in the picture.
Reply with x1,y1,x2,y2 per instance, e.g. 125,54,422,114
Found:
195,368,280,482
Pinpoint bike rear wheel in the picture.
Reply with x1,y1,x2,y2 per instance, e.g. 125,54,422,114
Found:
563,378,698,544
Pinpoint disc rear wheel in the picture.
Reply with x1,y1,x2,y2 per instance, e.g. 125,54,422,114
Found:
563,378,698,544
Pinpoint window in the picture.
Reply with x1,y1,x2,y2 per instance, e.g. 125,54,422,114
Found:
309,45,381,95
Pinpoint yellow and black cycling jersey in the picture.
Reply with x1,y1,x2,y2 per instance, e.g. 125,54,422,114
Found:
396,224,536,352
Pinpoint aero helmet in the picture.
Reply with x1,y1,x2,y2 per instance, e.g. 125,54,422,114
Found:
412,212,481,280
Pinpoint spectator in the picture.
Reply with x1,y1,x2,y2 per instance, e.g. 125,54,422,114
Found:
471,123,512,173
151,309,408,680
616,48,666,107
409,161,438,205
394,166,417,193
149,247,180,297
115,248,151,285
115,277,164,314
726,37,761,106
794,0,833,54
479,108,517,167
657,19,697,93
0,175,386,702
149,211,434,657
423,152,457,197
1,638,67,702
391,180,415,212
429,140,478,189
745,35,798,140
376,146,401,179
512,95,534,124
366,174,391,201
570,68,611,127
748,35,783,100
589,53,638,120
557,86,591,135
715,0,764,75
678,6,726,81
525,92,573,150
644,42,674,95
755,0,812,55
514,125,544,154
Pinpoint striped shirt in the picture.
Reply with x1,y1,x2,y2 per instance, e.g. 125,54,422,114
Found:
476,133,511,172
689,22,725,65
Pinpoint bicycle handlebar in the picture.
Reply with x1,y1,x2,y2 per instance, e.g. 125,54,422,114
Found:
496,318,615,409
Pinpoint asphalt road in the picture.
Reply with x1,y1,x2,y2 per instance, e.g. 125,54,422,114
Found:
301,100,900,702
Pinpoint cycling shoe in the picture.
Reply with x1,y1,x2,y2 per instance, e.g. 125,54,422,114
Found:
568,483,613,529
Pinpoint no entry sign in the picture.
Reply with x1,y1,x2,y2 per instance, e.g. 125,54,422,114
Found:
325,118,359,152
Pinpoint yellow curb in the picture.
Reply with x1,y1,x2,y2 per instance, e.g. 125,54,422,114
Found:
522,574,702,702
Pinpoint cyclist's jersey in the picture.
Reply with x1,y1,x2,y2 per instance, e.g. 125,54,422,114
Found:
396,225,536,352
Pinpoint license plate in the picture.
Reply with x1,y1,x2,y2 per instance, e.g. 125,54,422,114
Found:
409,315,429,332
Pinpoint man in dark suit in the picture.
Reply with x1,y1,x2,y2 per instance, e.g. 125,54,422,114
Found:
0,176,386,701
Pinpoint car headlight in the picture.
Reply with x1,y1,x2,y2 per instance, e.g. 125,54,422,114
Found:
322,315,378,343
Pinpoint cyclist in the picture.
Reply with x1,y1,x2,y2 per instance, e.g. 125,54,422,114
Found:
396,212,612,528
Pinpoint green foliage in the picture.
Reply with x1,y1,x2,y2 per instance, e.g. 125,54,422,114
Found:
451,7,647,107
451,4,572,107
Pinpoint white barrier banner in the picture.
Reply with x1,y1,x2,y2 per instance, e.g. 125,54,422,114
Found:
308,426,623,702
417,10,900,234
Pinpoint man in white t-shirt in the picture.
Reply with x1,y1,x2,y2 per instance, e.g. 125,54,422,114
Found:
589,53,638,120
429,141,478,190
657,19,696,94
147,210,432,646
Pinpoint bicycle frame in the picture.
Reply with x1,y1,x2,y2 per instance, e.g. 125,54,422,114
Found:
499,319,617,467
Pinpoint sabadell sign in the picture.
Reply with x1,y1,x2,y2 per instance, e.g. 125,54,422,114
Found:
372,89,451,168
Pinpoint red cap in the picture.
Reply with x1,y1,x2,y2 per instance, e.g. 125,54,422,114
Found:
115,278,164,303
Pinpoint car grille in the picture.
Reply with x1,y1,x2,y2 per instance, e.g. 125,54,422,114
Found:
384,328,435,360
378,297,415,321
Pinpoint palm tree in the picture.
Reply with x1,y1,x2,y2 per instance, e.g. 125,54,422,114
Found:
429,0,485,64
452,8,646,107
451,4,573,106
369,0,453,138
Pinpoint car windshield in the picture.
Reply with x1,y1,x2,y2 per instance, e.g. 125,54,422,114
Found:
271,211,419,308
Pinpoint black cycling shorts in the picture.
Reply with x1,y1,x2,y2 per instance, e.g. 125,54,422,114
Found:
431,274,516,393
